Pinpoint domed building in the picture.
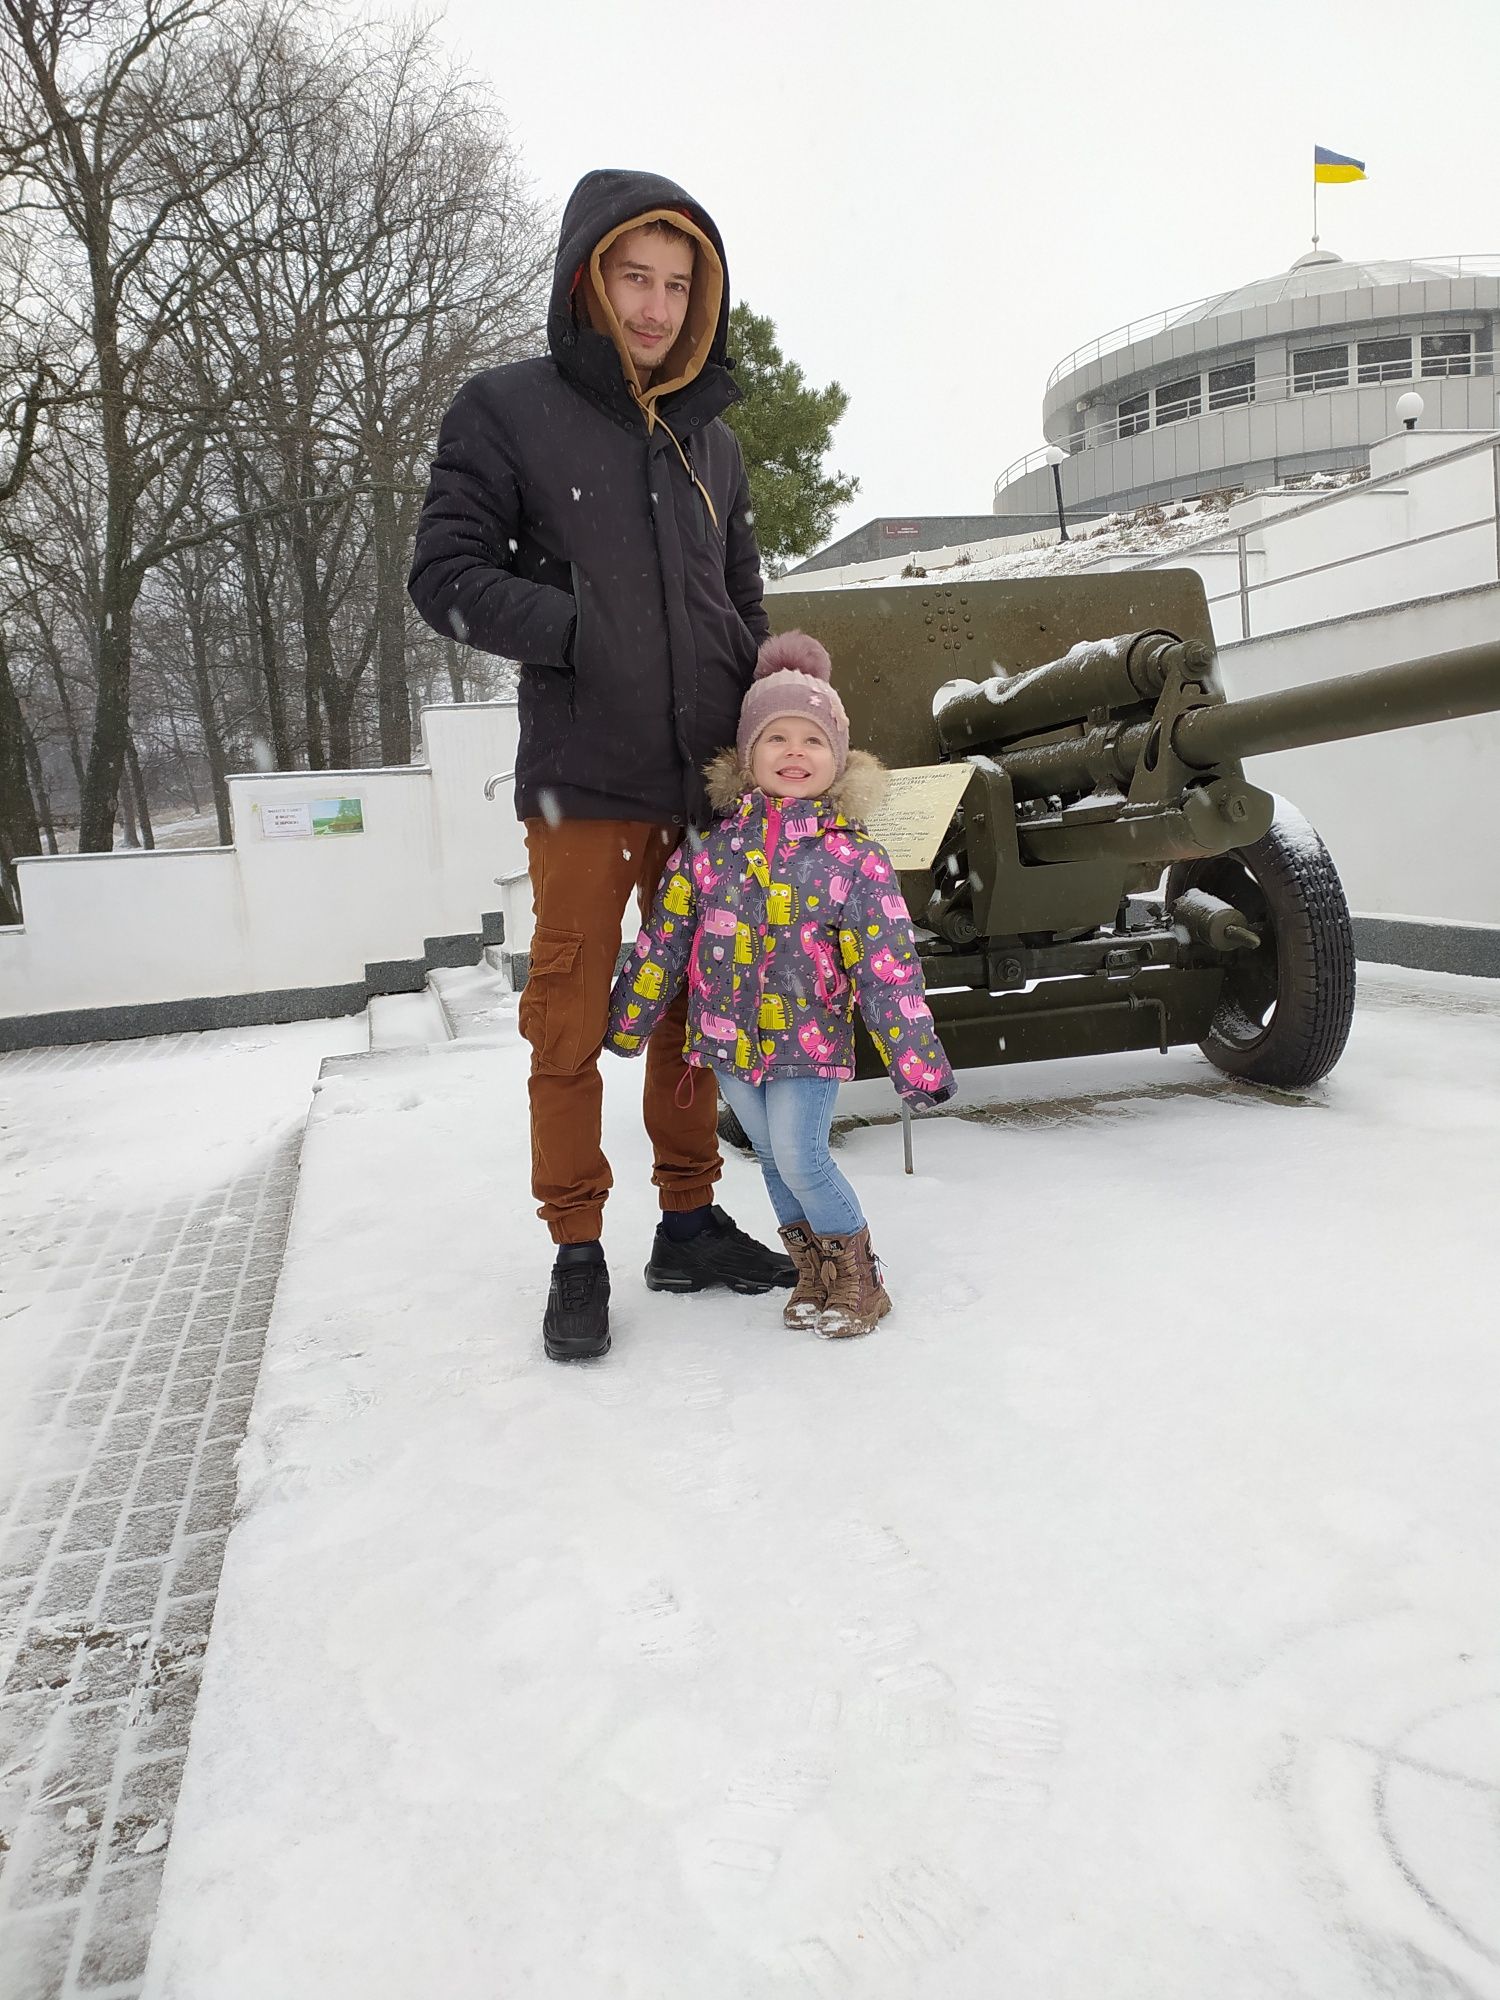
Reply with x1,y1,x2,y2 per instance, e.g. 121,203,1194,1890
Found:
993,250,1500,522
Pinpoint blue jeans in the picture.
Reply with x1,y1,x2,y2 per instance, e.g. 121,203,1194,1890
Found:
716,1072,866,1238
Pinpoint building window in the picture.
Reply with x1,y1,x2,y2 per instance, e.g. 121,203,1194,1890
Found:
1356,337,1412,384
1155,376,1202,425
1293,344,1349,393
1118,392,1149,438
1208,361,1255,410
1421,332,1472,378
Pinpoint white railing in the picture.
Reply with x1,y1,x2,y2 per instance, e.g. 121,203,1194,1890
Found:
993,357,1494,499
1043,254,1500,392
992,444,1066,491
1041,290,1224,393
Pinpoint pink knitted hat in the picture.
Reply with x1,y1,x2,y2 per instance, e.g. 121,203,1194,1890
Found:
736,630,850,778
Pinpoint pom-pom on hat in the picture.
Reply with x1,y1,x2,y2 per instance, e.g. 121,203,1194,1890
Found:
736,630,850,779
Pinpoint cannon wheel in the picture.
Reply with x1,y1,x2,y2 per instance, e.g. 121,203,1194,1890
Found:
1166,808,1355,1087
717,1092,755,1156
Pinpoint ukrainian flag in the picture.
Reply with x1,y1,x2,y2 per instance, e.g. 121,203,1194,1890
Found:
1315,146,1366,184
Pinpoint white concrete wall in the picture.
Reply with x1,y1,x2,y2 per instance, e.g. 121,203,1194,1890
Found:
1130,430,1500,644
1,704,523,1020
1225,585,1500,925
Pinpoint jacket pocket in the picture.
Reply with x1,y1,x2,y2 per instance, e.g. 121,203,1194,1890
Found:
568,562,585,654
519,927,586,1070
517,663,577,778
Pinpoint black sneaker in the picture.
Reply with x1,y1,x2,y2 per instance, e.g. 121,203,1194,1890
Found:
543,1243,611,1361
644,1206,797,1295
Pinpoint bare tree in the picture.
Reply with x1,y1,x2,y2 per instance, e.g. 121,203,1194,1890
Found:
324,18,547,763
185,10,547,768
0,209,63,914
2,0,547,867
0,0,284,849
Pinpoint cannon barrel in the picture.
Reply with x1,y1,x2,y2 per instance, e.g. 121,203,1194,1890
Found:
1171,637,1500,768
970,636,1500,800
935,630,1211,753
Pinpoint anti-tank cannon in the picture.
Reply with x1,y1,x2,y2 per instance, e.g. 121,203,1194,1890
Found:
764,574,1500,1089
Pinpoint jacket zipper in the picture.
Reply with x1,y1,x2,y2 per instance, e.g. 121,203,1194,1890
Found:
753,802,784,1080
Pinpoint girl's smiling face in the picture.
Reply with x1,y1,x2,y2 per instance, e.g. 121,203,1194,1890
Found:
749,717,837,800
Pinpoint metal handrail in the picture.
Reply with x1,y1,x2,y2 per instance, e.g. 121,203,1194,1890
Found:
1126,435,1500,642
994,355,1491,498
1125,428,1500,565
994,444,1068,490
1043,253,1500,392
1041,290,1223,394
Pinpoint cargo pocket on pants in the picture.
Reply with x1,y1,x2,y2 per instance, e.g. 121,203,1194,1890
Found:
519,928,586,1071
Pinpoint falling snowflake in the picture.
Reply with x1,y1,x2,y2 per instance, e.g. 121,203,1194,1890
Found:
507,538,518,553
447,607,469,643
539,788,563,829
571,487,581,502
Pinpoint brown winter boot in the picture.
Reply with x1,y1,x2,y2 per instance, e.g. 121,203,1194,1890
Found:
813,1227,891,1339
778,1223,826,1328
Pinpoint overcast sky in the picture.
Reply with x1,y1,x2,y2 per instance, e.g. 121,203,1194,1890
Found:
433,0,1499,549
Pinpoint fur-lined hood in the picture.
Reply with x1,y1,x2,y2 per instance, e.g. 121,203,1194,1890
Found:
703,747,889,824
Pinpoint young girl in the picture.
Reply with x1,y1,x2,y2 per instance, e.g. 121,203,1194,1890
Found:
605,630,955,1337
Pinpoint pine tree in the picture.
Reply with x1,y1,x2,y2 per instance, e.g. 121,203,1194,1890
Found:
726,305,858,571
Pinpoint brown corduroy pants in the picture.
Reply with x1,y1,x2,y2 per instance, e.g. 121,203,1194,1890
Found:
520,816,722,1244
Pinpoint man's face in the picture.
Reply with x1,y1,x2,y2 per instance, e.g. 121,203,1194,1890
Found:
598,226,695,378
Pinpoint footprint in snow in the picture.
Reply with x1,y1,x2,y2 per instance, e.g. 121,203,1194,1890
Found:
965,1682,1064,1817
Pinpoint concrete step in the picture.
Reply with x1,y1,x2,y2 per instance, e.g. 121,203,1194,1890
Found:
426,963,520,1044
367,989,452,1051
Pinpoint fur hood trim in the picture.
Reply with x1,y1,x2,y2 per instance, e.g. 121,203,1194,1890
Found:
703,746,888,825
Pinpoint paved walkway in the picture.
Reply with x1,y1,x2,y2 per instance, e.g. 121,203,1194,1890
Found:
0,1032,340,1999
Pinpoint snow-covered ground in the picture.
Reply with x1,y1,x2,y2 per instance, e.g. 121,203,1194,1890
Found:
141,966,1500,1999
0,1020,366,1521
35,808,224,855
847,473,1369,589
149,811,223,850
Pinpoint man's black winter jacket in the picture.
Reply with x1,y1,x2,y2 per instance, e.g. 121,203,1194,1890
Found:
407,168,770,827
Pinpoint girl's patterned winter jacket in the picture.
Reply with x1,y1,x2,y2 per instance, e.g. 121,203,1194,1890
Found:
605,750,957,1104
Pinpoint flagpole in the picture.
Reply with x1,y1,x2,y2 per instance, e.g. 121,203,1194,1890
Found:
1312,170,1319,251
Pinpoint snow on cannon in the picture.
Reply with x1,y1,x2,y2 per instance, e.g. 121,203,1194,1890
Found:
763,573,1500,1091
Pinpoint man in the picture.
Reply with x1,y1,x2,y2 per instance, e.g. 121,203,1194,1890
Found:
409,168,793,1363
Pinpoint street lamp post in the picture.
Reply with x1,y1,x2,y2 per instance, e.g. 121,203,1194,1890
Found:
1045,445,1070,542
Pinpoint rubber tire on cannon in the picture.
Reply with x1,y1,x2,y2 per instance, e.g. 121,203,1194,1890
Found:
717,1092,753,1156
1166,807,1356,1088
